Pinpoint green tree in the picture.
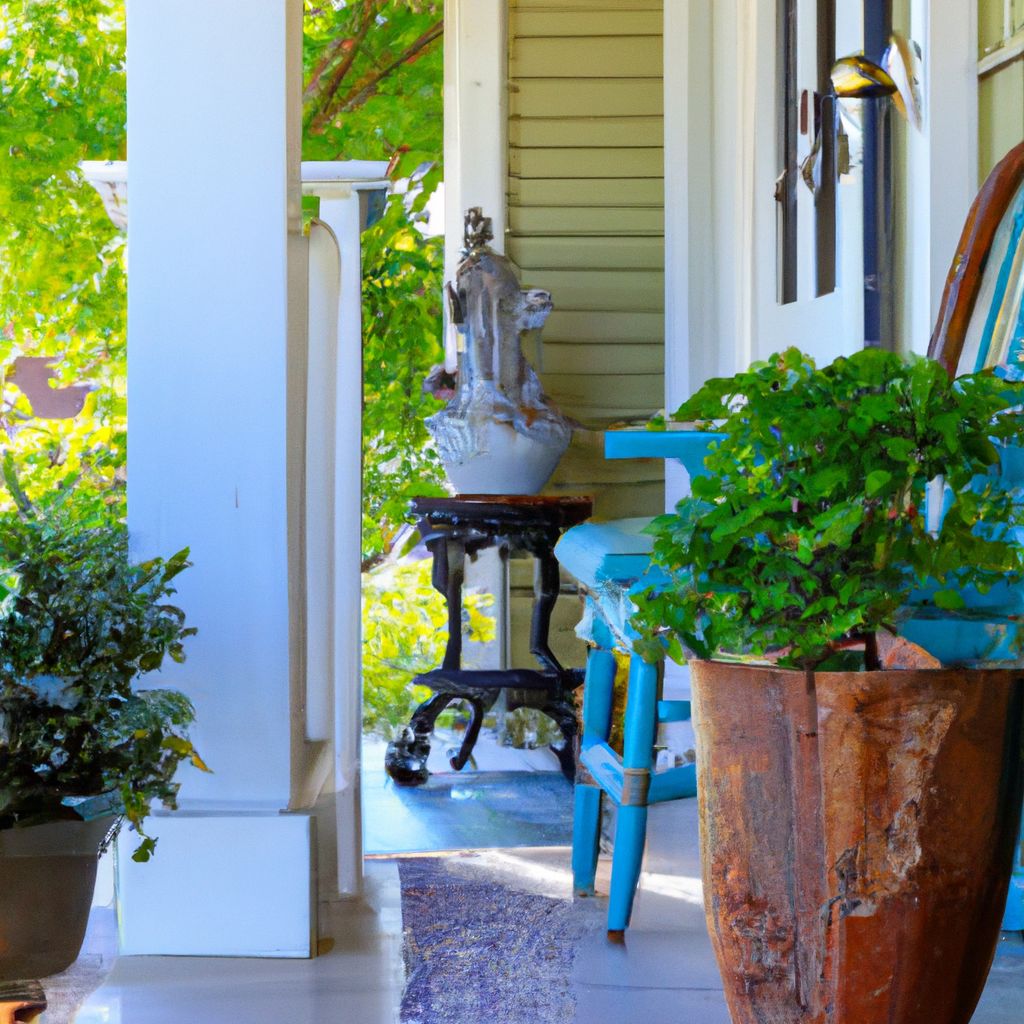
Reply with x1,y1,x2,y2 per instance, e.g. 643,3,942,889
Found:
2,3,447,554
0,1,127,501
303,0,447,565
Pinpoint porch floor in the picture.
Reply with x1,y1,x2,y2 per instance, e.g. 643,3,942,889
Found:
362,732,572,855
70,800,1024,1023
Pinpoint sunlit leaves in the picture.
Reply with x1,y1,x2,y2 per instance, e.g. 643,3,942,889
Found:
300,2,446,564
0,0,127,500
302,0,442,162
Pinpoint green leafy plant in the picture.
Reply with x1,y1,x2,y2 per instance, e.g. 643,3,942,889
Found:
0,469,203,860
633,348,1024,670
360,199,447,567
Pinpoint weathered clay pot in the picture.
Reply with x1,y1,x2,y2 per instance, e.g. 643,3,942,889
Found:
0,816,115,981
690,661,1024,1024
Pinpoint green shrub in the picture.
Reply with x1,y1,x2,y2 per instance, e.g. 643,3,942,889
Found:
0,470,203,860
633,349,1024,670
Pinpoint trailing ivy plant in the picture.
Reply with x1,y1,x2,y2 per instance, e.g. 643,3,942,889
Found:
0,468,204,860
632,348,1024,670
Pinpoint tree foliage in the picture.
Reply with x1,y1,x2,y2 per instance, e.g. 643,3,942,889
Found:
633,349,1024,670
304,0,443,172
1,2,457,749
302,0,447,564
1,2,447,560
0,2,127,500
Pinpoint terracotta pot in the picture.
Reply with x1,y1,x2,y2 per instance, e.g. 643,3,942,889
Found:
0,816,115,981
690,661,1024,1024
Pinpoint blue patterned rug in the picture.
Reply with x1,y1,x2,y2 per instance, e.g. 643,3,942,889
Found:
398,853,602,1023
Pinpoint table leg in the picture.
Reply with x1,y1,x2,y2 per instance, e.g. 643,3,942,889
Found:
448,696,486,771
530,549,562,675
441,539,465,671
384,691,452,786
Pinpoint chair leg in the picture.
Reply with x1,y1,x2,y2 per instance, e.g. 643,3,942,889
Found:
606,656,659,937
572,647,617,896
582,648,617,740
572,783,602,896
607,804,648,937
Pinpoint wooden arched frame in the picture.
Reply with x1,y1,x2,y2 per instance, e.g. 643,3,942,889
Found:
929,141,1024,378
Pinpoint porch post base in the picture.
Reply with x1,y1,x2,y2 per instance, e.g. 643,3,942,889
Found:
116,811,316,957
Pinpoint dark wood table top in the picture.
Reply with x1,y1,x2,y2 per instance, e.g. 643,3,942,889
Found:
410,494,593,531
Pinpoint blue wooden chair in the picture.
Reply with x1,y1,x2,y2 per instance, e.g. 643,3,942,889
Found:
555,430,721,937
916,140,1024,937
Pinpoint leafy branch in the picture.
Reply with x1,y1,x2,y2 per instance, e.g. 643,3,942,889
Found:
303,1,443,143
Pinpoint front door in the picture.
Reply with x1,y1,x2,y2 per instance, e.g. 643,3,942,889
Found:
751,2,865,366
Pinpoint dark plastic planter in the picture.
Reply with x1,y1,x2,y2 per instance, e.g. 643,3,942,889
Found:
0,815,115,981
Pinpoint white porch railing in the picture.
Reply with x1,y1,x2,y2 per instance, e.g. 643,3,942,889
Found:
301,161,389,898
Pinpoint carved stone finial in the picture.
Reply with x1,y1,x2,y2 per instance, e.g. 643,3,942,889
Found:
463,207,493,253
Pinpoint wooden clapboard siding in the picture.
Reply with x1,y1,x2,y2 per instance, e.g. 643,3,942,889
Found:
509,204,663,236
513,0,660,11
540,342,663,375
511,116,663,149
509,35,662,77
511,79,662,119
543,310,662,343
513,235,663,269
510,147,663,179
978,0,1024,180
513,10,662,37
508,0,665,527
979,62,1024,180
517,269,663,312
509,176,663,208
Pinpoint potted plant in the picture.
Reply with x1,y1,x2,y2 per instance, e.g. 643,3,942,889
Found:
0,468,204,981
633,348,1024,1024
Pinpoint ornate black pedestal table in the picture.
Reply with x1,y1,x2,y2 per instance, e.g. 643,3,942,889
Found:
384,494,593,786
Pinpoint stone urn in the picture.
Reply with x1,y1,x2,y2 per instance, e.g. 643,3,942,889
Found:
427,209,572,495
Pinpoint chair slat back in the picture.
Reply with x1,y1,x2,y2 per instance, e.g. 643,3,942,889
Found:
929,142,1024,377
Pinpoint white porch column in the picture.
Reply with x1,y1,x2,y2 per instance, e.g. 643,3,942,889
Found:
443,0,508,280
443,0,510,674
120,0,315,956
300,163,389,899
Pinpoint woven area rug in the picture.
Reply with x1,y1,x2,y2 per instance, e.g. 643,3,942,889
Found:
39,952,112,1024
398,852,603,1024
